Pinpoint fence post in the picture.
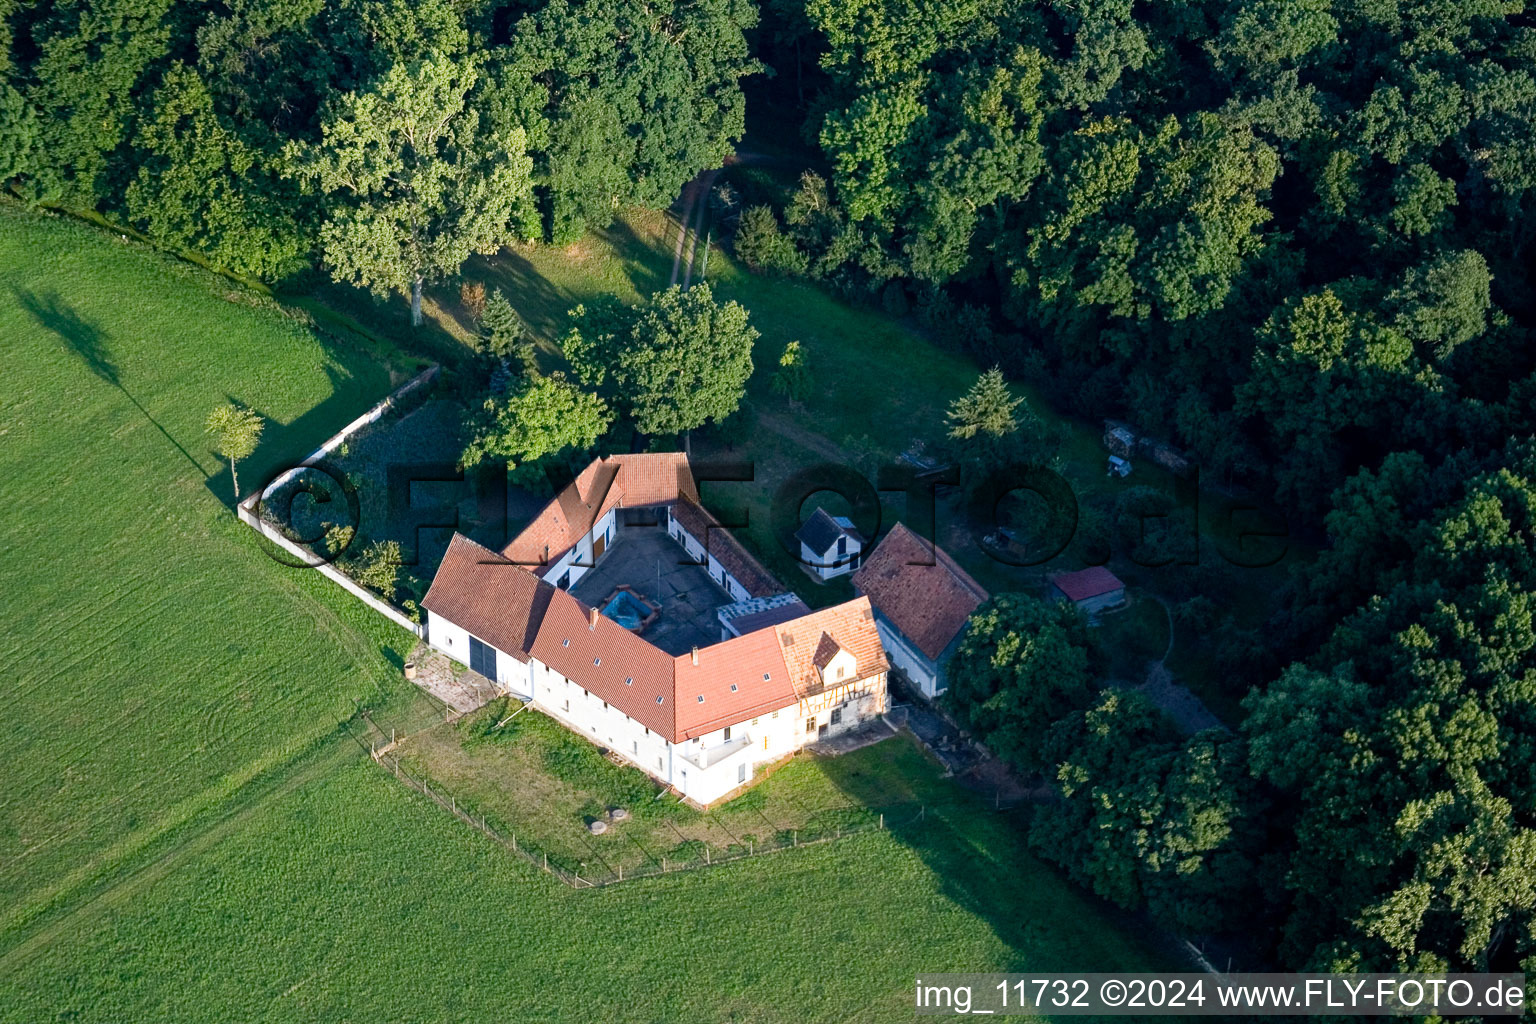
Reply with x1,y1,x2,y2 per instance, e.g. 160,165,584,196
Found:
618,865,623,882
706,846,711,866
793,830,797,847
544,852,549,872
512,833,517,852
879,813,884,830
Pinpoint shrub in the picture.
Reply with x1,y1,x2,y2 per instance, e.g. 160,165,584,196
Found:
349,539,402,599
319,522,355,561
460,280,487,321
732,205,807,276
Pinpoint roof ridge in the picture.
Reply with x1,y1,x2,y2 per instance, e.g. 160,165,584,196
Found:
882,522,989,598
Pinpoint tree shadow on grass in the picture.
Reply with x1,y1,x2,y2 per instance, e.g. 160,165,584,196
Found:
595,216,668,297
823,734,1170,973
470,249,570,345
12,286,208,479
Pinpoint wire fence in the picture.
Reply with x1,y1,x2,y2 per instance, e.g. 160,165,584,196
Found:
365,746,933,889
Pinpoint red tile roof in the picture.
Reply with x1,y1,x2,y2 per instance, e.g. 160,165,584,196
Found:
775,598,888,698
502,453,697,569
812,632,842,669
426,531,888,741
850,523,989,661
530,586,678,737
425,455,893,744
667,497,782,597
672,629,794,739
1050,566,1124,602
422,534,552,662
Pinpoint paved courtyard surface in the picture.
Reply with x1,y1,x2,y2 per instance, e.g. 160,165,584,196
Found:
570,524,728,656
405,642,500,714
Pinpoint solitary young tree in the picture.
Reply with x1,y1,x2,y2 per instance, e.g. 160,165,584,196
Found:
479,287,538,379
770,340,813,404
205,402,264,498
292,55,536,326
947,366,1023,440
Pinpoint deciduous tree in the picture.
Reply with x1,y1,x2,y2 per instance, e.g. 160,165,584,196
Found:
292,55,535,325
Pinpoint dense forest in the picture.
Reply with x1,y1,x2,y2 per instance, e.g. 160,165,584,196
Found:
4,0,1535,978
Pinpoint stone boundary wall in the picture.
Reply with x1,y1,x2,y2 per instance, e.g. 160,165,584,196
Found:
235,364,441,640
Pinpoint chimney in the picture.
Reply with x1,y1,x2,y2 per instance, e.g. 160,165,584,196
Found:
589,607,599,630
691,647,699,666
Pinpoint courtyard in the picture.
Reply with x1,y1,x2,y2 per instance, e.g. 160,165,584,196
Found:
568,520,732,656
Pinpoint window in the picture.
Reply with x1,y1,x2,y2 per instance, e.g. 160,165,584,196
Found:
805,718,816,734
772,711,779,719
762,672,771,681
594,657,601,666
837,666,845,679
837,536,847,556
658,757,664,770
563,699,569,712
633,740,638,755
723,726,731,741
625,676,633,686
830,708,842,726
738,763,747,784
751,718,759,726
697,695,705,704
729,683,738,692
561,638,570,647
656,696,664,704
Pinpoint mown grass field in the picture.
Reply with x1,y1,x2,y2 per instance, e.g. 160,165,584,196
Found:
0,202,1178,1022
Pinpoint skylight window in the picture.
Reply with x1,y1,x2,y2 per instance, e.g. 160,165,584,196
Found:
730,684,738,692
762,672,771,680
561,638,570,647
593,657,601,666
655,696,664,704
625,676,633,686
697,695,705,703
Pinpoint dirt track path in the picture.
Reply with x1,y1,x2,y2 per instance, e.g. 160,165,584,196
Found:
668,168,719,288
668,152,790,290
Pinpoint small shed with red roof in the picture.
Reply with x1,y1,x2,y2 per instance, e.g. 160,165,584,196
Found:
1048,566,1126,616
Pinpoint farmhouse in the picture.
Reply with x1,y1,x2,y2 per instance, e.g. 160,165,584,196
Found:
421,453,889,805
795,507,864,580
851,523,989,699
1049,566,1126,616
